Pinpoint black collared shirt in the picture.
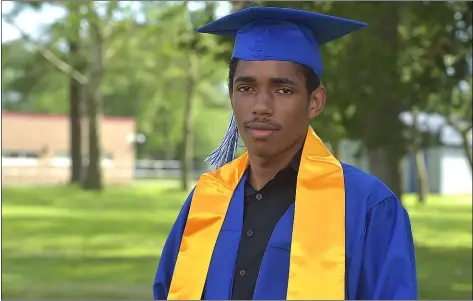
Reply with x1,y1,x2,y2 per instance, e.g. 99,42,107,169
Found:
230,151,301,300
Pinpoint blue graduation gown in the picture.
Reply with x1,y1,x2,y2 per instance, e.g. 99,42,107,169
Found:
153,163,418,300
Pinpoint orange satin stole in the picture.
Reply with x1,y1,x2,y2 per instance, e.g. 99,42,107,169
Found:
168,126,346,300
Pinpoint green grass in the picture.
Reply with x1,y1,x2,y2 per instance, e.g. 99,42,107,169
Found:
1,182,471,300
402,194,472,299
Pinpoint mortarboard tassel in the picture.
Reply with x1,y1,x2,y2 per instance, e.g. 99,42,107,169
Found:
205,113,239,169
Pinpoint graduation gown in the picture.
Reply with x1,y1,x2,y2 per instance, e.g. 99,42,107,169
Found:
153,130,418,300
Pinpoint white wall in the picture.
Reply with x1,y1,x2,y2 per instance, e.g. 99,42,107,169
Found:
337,139,472,195
440,147,472,195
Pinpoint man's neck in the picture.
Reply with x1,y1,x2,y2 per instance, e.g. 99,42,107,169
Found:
248,137,305,190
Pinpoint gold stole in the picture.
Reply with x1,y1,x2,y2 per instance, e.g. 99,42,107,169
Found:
168,127,345,300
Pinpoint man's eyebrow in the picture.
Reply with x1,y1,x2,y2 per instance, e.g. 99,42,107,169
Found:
270,77,297,86
234,76,298,86
234,76,256,84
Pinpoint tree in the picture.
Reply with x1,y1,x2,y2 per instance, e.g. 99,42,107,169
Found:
401,1,472,177
155,2,228,190
3,2,84,184
96,2,229,165
3,1,137,190
64,2,86,184
436,1,473,169
1,39,68,113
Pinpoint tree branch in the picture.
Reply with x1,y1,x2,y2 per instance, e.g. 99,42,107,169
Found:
464,124,473,134
84,1,129,64
105,21,138,62
3,15,89,85
102,0,120,40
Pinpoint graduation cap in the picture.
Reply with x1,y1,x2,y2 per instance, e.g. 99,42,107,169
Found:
197,6,367,169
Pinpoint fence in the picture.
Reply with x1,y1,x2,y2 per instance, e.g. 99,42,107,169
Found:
135,159,210,180
1,159,210,186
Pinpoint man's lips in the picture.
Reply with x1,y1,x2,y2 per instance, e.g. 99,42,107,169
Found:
248,128,276,139
246,123,279,139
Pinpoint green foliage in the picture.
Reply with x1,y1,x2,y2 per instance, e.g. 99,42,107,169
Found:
2,1,231,162
2,1,471,165
1,40,68,113
400,2,472,122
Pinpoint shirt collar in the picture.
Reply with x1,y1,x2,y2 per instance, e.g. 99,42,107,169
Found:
243,148,302,197
245,147,303,174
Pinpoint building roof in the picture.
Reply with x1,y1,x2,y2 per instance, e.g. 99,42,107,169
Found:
399,111,472,146
1,111,135,124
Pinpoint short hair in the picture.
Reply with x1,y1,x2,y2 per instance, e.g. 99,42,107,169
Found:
228,58,321,96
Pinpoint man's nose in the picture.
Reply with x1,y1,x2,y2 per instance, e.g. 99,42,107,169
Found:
252,90,273,116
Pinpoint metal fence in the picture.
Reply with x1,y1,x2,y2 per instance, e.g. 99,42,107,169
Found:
134,159,209,180
1,159,210,186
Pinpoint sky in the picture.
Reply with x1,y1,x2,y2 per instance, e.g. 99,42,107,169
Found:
1,1,231,44
2,1,64,43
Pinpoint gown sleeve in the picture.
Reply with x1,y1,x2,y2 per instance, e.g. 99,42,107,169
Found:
357,194,418,300
152,189,195,300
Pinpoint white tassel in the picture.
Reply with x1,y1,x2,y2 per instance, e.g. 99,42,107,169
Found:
205,113,239,169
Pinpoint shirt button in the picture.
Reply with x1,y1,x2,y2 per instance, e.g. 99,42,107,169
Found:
255,193,263,200
239,269,246,276
246,230,253,237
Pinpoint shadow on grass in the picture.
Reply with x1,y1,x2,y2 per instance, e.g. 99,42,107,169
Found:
2,246,472,300
2,255,161,300
409,205,473,216
1,185,189,212
411,217,471,237
2,215,176,237
415,245,472,300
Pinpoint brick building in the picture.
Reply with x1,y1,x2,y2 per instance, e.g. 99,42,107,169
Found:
1,112,136,186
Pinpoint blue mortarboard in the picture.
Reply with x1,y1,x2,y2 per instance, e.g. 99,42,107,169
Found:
197,6,367,169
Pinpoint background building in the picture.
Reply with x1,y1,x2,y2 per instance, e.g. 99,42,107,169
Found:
339,112,473,195
2,112,136,186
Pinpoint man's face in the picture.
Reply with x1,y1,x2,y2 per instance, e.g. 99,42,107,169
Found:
230,60,324,157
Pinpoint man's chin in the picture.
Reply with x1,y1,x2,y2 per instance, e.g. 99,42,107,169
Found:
245,143,279,158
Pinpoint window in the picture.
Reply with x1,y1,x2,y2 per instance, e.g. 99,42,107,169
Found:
2,150,39,166
2,151,39,158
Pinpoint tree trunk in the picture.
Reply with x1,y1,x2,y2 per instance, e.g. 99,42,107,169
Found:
460,128,473,173
368,148,390,182
69,77,83,184
411,106,429,204
387,148,403,201
368,147,403,201
368,3,404,202
82,90,102,190
412,106,429,204
66,3,85,185
180,55,197,191
414,148,429,204
68,38,83,184
82,13,104,191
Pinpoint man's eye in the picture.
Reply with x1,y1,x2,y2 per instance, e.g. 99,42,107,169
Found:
277,88,293,94
237,86,253,92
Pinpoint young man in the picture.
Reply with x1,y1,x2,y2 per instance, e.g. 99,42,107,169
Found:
153,6,418,300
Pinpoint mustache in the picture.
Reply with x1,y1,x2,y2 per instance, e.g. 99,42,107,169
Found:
243,118,281,130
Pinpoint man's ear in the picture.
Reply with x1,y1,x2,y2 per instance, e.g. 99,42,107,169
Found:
308,85,326,119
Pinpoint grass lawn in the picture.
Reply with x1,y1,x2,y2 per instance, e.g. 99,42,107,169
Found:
1,181,471,300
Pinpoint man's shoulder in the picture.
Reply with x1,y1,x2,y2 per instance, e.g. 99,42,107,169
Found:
341,162,398,211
